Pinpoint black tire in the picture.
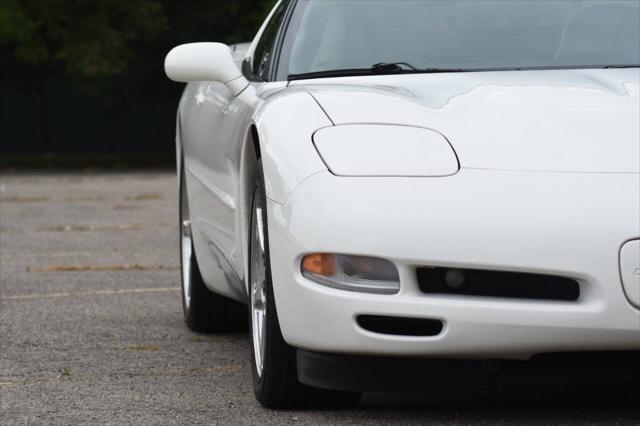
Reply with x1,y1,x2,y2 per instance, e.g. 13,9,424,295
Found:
248,160,361,409
179,163,246,333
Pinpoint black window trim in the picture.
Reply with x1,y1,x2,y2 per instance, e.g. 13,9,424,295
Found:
243,0,297,82
269,0,298,82
274,0,307,81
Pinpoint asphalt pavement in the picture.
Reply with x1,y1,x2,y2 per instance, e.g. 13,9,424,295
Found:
1,172,638,424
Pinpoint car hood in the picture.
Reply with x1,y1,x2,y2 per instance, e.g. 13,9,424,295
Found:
292,68,640,173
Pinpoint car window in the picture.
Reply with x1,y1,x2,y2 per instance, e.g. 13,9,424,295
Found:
281,0,640,76
251,1,288,81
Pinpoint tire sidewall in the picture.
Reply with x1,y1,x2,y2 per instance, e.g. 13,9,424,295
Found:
249,171,267,394
179,164,198,325
248,162,281,399
179,166,190,316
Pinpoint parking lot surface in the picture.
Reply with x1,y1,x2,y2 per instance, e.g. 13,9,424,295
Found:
1,172,638,424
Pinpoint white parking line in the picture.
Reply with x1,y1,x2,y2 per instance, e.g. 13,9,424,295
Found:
0,287,180,301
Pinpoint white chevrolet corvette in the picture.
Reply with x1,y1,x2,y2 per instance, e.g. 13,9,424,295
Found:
165,0,640,408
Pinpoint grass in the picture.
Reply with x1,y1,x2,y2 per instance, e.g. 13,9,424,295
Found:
58,368,72,378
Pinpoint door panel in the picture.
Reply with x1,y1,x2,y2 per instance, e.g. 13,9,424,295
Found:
181,81,254,297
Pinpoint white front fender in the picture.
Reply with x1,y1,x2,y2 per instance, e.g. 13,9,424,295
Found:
253,89,330,205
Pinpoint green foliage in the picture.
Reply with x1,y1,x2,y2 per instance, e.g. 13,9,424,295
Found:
0,0,167,95
0,0,277,98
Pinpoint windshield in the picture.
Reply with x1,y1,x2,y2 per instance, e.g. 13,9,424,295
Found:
280,0,640,78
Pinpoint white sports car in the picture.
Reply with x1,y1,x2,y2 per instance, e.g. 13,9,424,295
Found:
165,0,640,408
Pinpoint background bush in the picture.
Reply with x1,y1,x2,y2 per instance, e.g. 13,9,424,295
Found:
0,0,276,165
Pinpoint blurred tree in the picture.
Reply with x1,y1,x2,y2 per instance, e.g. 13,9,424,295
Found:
0,0,276,154
0,0,168,150
0,0,167,94
131,0,277,104
0,0,276,94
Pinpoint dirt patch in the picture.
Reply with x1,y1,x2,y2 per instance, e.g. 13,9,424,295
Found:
37,224,144,232
187,365,243,374
125,193,163,201
0,286,180,301
0,195,109,203
113,204,140,210
61,196,107,202
0,196,50,203
124,344,161,352
58,368,72,378
28,264,178,272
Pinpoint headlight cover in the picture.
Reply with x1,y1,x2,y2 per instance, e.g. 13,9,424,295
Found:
301,253,400,294
312,124,459,177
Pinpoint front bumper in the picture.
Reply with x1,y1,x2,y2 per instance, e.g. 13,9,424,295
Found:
297,350,640,392
267,169,640,359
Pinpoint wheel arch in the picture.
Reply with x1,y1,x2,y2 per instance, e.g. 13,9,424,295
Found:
238,89,331,294
238,123,261,294
175,110,183,184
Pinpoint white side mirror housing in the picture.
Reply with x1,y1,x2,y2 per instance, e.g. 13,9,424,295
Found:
164,42,249,96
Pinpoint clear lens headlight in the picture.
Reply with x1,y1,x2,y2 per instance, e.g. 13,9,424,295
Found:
301,253,400,294
312,124,459,177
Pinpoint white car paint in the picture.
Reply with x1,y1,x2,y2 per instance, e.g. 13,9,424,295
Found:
268,169,639,357
176,66,640,358
620,239,640,307
171,17,640,361
292,69,640,174
165,43,249,96
313,124,459,176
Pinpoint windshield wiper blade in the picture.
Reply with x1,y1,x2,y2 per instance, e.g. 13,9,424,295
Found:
288,68,378,81
287,64,640,81
371,62,418,72
288,63,464,81
288,64,411,81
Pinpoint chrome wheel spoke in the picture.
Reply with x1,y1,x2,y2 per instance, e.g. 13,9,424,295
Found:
180,179,192,308
250,200,267,378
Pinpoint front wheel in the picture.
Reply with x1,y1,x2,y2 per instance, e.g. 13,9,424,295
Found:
248,160,361,408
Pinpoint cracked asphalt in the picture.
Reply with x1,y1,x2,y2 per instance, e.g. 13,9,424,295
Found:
0,172,638,424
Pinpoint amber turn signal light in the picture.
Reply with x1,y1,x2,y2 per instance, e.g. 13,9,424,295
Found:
302,253,336,276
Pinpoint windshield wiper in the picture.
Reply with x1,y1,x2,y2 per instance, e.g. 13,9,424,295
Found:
287,64,640,81
287,63,464,81
371,62,418,72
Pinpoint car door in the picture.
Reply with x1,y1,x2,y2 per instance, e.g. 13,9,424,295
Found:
181,0,289,292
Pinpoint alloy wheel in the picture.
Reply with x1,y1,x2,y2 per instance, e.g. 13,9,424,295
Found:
250,195,267,378
180,176,192,309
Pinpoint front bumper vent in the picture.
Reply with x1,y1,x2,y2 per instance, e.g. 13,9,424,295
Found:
417,267,579,301
356,315,443,337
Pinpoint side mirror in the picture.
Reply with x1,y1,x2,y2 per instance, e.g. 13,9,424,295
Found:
164,42,249,96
